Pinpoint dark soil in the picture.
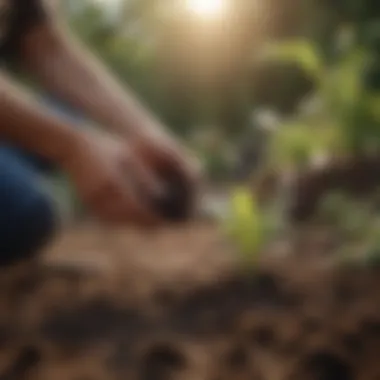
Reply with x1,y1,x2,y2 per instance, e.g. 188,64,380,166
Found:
0,223,379,380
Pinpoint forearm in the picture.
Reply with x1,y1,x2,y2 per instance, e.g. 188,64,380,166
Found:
22,24,162,140
0,72,80,164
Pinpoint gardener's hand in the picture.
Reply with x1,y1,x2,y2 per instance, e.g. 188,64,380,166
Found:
130,128,201,219
61,130,164,226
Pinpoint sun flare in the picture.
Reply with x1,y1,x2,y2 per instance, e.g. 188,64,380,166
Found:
185,0,225,18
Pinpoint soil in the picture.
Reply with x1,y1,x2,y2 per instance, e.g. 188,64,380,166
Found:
0,222,379,380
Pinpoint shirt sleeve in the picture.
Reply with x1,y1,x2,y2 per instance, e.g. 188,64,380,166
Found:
2,0,50,60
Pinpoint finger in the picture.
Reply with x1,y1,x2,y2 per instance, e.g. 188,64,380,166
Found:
121,154,166,201
92,191,159,227
119,159,168,224
92,176,161,227
121,178,163,227
160,146,203,184
134,137,202,184
85,180,130,224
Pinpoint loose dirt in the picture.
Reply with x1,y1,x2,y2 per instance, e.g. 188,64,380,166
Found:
0,222,379,380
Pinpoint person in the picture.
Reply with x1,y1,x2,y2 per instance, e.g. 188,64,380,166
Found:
0,0,199,266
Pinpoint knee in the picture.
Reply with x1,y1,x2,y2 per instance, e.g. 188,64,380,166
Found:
0,190,57,267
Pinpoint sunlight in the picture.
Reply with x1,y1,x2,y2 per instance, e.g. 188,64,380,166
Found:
185,0,225,18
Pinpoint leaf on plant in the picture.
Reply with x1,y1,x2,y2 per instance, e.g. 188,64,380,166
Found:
260,39,323,80
225,187,264,262
368,94,380,121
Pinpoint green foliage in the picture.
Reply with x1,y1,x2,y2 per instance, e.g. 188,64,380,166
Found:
224,186,284,266
318,192,353,225
314,189,380,266
245,3,380,266
259,27,380,171
202,153,232,181
267,117,343,169
224,187,264,264
318,192,373,237
261,39,324,80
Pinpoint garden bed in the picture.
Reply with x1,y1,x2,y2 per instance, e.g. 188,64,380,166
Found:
0,223,379,380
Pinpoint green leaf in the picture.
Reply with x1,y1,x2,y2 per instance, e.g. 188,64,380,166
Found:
224,187,264,263
260,39,323,80
368,94,380,121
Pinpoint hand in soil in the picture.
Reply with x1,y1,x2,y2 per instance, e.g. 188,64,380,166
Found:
131,134,201,222
62,130,164,226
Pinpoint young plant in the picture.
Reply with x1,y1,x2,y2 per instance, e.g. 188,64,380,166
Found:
223,186,283,267
259,34,377,164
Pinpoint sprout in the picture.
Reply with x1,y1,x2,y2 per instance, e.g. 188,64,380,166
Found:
224,187,264,265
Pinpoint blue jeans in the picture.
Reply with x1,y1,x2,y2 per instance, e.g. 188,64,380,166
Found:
0,96,84,267
0,146,57,266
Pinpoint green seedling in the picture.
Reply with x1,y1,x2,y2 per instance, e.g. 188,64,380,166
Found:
224,186,266,266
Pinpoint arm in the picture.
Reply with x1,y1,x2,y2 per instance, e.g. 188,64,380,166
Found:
0,71,81,164
20,19,163,141
0,70,164,225
14,5,198,220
